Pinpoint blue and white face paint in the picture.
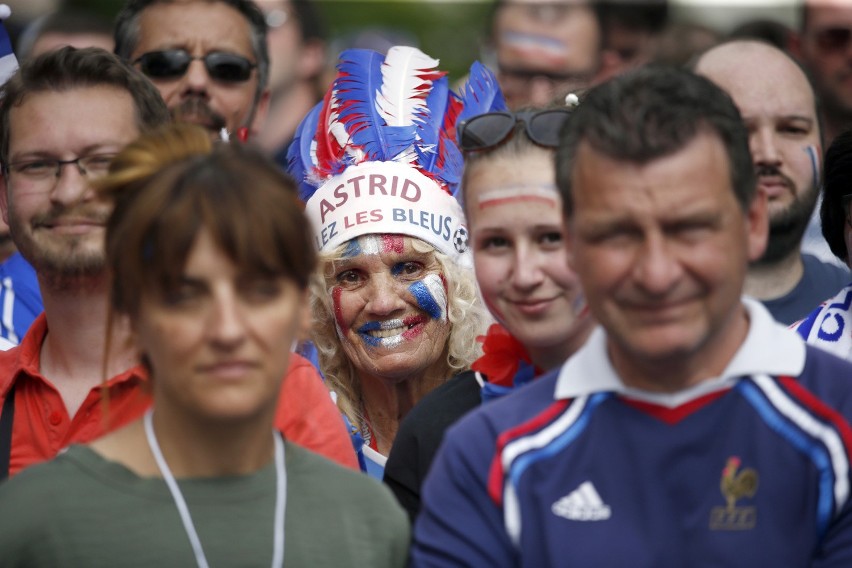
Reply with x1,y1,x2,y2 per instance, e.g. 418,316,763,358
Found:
327,234,453,382
408,273,448,322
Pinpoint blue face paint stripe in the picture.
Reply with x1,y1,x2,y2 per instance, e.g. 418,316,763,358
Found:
358,321,382,333
409,280,443,320
359,332,381,347
807,145,820,192
342,239,362,258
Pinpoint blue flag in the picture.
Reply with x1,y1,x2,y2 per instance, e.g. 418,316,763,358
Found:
0,5,18,86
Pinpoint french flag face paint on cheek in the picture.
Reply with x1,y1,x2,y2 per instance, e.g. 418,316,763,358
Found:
408,273,448,322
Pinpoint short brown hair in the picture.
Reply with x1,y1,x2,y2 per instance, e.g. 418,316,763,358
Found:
98,123,316,318
0,46,170,166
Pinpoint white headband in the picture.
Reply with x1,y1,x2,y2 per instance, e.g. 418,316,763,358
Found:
304,161,471,265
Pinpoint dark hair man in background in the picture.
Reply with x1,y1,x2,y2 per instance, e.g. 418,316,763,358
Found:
412,65,852,567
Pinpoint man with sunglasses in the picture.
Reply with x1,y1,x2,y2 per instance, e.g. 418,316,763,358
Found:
793,0,852,147
413,65,852,567
114,0,270,142
695,40,849,326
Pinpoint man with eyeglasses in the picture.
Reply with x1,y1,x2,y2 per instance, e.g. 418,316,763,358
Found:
0,47,170,479
695,40,850,325
114,0,270,142
0,46,358,479
253,0,326,169
488,0,613,109
792,0,852,147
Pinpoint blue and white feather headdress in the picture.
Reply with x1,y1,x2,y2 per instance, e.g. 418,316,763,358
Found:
288,45,505,264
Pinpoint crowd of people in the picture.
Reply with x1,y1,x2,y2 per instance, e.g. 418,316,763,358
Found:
2,0,852,565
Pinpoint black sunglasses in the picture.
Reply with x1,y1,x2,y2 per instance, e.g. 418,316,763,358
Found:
814,27,852,52
133,49,257,83
458,109,572,152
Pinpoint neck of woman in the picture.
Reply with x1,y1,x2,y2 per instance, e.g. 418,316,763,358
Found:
146,402,278,478
358,364,448,455
526,315,597,372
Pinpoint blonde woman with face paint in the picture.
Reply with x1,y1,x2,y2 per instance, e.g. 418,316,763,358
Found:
289,46,503,478
384,108,595,521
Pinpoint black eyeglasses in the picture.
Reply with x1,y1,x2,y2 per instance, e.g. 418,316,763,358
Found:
2,154,116,184
133,49,257,83
813,27,852,52
458,109,572,152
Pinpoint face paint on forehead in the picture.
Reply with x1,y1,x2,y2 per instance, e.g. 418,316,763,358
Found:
477,184,559,210
408,273,448,322
501,30,571,63
342,234,406,258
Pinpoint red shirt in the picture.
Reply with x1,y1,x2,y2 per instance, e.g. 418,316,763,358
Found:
0,314,358,477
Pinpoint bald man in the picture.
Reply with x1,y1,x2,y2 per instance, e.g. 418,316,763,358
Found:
695,40,849,324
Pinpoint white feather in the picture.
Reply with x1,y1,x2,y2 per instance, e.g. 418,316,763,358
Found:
376,46,439,128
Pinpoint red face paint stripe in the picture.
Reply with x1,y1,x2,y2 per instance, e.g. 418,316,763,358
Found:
478,195,558,210
332,287,348,334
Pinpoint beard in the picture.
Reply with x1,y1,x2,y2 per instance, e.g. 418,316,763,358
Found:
754,165,819,265
8,201,109,289
171,97,227,133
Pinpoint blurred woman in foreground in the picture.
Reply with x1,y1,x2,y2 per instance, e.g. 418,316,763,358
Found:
0,124,409,566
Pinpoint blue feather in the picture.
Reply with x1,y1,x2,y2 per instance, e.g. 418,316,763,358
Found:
416,75,448,174
287,101,322,201
457,61,507,127
335,49,417,162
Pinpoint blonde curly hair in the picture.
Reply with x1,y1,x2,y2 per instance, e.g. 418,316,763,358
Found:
310,236,488,427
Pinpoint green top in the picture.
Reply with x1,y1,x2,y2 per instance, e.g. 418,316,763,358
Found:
0,442,409,567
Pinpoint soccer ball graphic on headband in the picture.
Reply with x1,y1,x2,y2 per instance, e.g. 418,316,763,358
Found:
453,226,469,254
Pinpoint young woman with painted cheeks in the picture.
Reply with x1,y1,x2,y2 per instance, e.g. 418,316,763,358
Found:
384,108,596,521
291,46,503,478
0,124,409,566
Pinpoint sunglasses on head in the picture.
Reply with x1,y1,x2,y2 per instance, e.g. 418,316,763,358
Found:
133,49,257,83
458,109,572,152
814,27,852,52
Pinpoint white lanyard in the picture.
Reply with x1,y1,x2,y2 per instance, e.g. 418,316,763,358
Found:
144,409,286,568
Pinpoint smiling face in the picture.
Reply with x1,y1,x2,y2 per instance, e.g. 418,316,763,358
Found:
326,234,451,384
567,132,768,387
465,148,590,368
131,1,268,138
134,228,305,423
0,86,139,286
